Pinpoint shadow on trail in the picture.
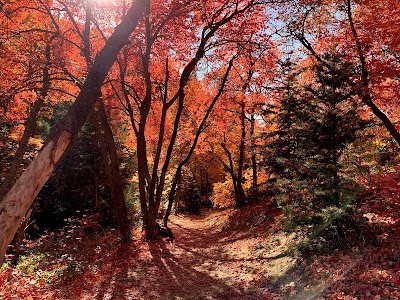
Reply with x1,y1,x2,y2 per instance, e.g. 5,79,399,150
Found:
89,190,399,300
145,240,245,300
91,239,251,300
94,244,134,300
168,201,279,259
53,202,278,299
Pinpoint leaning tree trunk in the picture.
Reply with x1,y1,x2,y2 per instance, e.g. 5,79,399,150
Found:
0,41,53,201
82,0,130,239
0,0,146,265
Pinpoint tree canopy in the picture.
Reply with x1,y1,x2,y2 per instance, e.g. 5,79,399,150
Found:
0,1,399,298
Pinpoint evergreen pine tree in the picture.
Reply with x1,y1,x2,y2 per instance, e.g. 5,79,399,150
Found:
270,54,369,227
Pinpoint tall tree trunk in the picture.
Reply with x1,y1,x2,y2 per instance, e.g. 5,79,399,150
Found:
236,100,246,208
333,165,340,207
234,65,254,207
250,114,257,193
95,176,99,207
95,99,130,240
206,169,210,202
0,99,44,200
346,0,400,146
80,3,130,239
220,142,244,208
163,57,236,227
0,42,52,201
0,41,52,264
163,168,182,227
175,183,181,213
146,57,170,235
332,152,345,238
297,1,400,146
137,131,150,230
0,0,146,265
11,209,32,265
200,167,204,193
138,3,254,238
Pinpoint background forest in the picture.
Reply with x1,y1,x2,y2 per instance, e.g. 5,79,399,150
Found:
0,0,399,299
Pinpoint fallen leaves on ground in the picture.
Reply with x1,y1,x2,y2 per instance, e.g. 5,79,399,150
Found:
1,170,399,299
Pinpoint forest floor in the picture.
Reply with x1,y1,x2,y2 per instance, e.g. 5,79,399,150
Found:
1,171,400,299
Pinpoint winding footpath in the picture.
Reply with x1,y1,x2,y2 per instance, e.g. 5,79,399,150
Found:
77,211,275,300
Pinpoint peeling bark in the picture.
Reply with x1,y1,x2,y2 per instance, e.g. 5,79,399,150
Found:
0,130,73,263
0,0,146,264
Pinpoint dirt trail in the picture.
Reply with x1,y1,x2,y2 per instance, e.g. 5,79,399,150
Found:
160,213,273,299
7,201,396,299
73,210,275,300
55,205,366,300
4,175,399,299
129,212,273,300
